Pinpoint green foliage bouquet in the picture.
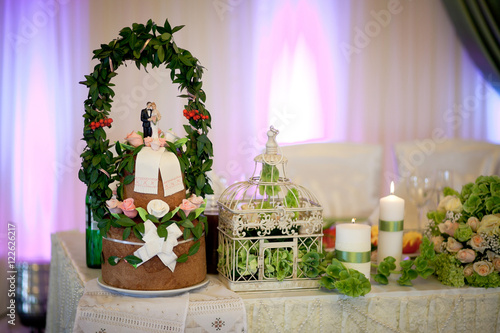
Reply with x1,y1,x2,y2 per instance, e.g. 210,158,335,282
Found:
426,175,500,288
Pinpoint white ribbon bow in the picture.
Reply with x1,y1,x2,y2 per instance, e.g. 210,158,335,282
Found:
133,220,183,272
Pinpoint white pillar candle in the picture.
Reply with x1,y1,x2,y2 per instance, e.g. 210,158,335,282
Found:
377,182,405,269
335,220,371,279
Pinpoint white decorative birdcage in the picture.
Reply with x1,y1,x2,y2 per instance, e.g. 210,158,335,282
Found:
217,127,323,291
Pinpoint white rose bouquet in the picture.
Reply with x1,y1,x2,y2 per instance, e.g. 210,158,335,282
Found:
426,175,500,288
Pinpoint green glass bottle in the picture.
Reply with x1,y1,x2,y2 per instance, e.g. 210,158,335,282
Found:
86,194,102,268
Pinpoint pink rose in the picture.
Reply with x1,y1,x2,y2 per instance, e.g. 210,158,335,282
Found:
468,234,487,253
188,194,204,208
466,217,480,232
473,261,494,277
158,137,167,147
431,235,444,253
120,198,137,218
125,131,144,147
486,251,500,271
463,264,474,277
456,249,476,263
179,199,197,216
493,258,500,272
445,237,463,252
106,198,123,214
438,220,459,237
144,137,153,147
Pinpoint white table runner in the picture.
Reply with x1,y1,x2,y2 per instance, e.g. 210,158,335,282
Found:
73,276,247,333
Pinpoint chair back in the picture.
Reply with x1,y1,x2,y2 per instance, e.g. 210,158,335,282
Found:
280,142,383,221
395,139,500,189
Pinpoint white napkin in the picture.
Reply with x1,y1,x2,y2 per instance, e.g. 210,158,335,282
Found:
185,276,247,333
134,147,165,194
73,278,190,333
134,148,184,196
159,151,184,196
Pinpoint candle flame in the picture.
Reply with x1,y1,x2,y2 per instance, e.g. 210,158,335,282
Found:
351,218,356,223
390,181,395,195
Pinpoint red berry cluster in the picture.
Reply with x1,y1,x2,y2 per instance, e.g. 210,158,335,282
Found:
90,118,113,130
183,109,209,121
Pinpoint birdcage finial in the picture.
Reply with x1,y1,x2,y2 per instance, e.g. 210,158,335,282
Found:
265,126,279,155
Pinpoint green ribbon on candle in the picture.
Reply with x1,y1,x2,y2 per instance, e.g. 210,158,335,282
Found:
379,219,404,232
336,250,371,263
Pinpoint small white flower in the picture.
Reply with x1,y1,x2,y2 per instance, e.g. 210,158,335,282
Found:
147,199,170,218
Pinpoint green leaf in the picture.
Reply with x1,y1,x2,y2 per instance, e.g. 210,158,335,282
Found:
320,275,336,290
136,207,148,221
179,55,192,66
177,253,188,263
192,222,203,239
188,241,200,256
92,154,102,166
146,214,159,223
160,32,171,41
78,169,86,182
115,217,136,227
196,174,206,189
182,220,195,229
161,207,180,223
124,255,142,265
163,18,172,33
90,169,98,183
158,45,165,62
134,223,145,240
172,25,185,33
374,273,389,285
122,227,131,240
133,226,143,240
123,174,135,185
108,256,121,266
157,224,168,238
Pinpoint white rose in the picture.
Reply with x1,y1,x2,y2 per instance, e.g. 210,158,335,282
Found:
468,234,488,253
486,251,500,272
438,220,459,237
437,195,462,213
147,199,170,218
431,235,444,253
106,197,123,214
473,261,494,277
456,249,476,263
477,214,500,236
445,237,463,253
164,130,180,143
466,217,480,232
463,264,474,277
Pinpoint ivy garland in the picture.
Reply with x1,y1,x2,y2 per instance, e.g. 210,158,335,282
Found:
78,19,214,252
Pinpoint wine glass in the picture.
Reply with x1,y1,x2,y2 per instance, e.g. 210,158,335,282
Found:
435,169,454,204
406,173,435,231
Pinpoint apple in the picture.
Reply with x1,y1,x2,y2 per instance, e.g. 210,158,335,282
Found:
402,231,422,254
371,225,378,247
323,226,336,249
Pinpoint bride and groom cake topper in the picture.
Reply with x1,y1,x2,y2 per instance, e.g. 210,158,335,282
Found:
140,101,161,139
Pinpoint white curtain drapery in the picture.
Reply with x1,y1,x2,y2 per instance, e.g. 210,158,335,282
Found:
1,0,499,262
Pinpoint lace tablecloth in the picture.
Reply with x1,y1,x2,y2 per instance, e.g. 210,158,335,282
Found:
73,278,246,333
47,231,500,332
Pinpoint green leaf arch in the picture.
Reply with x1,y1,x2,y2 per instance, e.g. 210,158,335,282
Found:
79,19,213,223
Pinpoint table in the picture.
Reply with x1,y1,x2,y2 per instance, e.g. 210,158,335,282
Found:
47,231,500,332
